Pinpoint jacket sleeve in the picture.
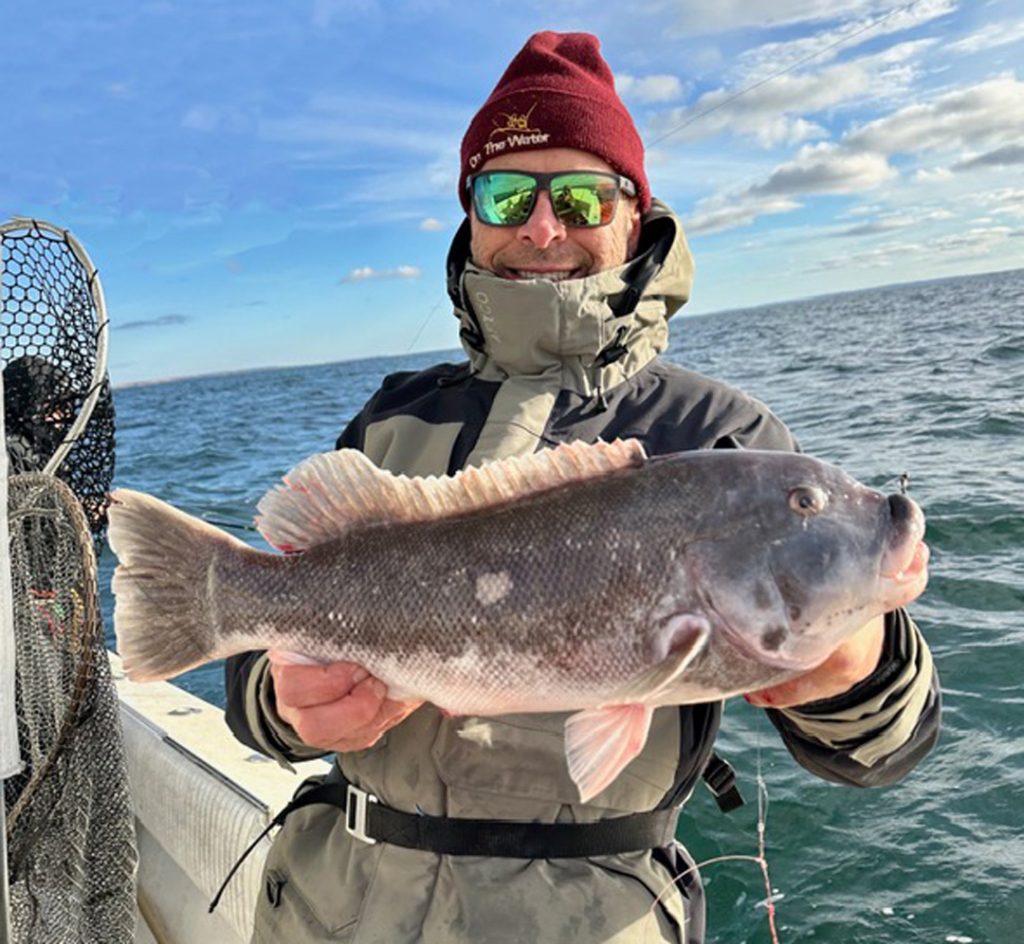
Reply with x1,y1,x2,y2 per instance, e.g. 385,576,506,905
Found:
222,405,374,765
224,651,330,768
765,609,940,786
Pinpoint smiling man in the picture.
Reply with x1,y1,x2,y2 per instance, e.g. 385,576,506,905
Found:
225,31,940,944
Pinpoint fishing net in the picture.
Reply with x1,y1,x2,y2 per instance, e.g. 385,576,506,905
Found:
2,219,137,942
3,475,137,943
1,219,116,546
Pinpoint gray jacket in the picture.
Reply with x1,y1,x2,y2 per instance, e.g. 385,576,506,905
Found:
225,204,940,943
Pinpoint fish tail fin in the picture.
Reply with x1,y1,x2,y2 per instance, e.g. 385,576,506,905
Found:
107,488,248,682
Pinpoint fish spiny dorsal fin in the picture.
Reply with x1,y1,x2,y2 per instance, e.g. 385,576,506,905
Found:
255,438,647,553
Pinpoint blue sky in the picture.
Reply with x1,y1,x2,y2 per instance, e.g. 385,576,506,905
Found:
4,0,1023,385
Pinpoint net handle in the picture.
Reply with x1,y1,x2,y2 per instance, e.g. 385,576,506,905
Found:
0,218,110,477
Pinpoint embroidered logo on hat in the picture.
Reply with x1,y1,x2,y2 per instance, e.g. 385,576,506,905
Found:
475,100,552,164
489,102,541,138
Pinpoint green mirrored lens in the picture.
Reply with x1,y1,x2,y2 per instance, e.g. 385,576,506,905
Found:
475,173,537,226
549,174,614,226
472,171,621,227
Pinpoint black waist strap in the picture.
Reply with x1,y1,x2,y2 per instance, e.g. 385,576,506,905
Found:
209,758,742,914
323,765,679,858
209,767,679,913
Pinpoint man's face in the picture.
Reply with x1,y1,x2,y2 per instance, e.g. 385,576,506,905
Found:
469,147,642,281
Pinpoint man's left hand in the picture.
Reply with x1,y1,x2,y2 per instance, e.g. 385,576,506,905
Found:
744,614,886,709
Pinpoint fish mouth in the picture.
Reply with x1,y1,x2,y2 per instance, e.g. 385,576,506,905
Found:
878,494,929,607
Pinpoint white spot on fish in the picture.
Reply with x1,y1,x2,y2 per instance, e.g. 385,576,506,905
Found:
476,571,513,606
457,718,494,748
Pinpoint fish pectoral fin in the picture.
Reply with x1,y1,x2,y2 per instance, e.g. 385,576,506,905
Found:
615,614,711,704
564,704,654,803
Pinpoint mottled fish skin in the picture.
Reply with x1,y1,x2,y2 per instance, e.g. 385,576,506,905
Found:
121,449,924,715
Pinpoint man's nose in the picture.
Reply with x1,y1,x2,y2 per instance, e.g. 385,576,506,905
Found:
517,191,566,250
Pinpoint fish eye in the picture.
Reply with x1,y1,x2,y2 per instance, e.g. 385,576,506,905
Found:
788,485,827,517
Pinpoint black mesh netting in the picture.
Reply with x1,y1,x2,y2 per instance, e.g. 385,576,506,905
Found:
3,221,136,942
2,221,115,545
3,475,137,943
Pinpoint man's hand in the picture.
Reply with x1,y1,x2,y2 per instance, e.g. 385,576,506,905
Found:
744,614,886,709
268,651,423,752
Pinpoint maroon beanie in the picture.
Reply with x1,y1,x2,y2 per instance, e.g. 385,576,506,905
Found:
459,31,651,214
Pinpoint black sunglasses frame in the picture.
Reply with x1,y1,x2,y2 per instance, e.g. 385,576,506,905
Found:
466,170,637,228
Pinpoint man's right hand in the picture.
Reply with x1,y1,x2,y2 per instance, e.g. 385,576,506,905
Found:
268,651,422,753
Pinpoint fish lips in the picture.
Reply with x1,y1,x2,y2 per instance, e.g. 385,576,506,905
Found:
878,493,929,609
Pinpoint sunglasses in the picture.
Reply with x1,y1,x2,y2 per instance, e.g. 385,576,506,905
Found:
467,170,636,228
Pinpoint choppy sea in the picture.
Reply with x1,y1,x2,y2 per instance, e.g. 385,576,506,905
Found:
98,267,1024,944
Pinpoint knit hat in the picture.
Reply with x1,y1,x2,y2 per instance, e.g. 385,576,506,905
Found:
459,31,650,214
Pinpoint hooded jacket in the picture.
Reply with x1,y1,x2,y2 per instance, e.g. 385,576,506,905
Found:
224,203,939,943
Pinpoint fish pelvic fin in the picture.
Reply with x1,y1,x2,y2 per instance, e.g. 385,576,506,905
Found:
565,704,654,804
255,438,647,552
563,617,710,803
108,488,248,682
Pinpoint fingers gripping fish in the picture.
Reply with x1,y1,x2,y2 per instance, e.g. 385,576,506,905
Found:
107,439,928,802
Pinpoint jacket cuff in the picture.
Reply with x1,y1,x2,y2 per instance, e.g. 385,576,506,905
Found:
774,610,934,767
245,653,329,769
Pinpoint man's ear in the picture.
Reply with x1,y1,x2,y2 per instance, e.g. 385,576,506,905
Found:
627,201,643,258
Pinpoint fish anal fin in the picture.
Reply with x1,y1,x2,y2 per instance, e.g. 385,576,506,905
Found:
564,703,654,803
256,439,647,553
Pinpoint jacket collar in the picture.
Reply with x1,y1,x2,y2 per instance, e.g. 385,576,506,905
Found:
446,200,695,394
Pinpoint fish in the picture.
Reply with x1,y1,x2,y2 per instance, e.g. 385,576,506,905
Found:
107,439,929,802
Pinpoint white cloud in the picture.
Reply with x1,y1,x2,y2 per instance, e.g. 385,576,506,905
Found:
947,18,1024,54
845,76,1024,156
615,73,685,103
749,143,895,197
647,41,932,149
732,2,953,78
983,188,1024,219
813,239,922,270
811,225,1018,271
340,265,422,284
687,196,801,235
661,0,908,34
914,167,954,182
952,144,1024,172
419,217,445,232
686,75,1024,234
831,207,954,236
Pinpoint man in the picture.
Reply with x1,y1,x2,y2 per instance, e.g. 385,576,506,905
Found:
225,31,939,944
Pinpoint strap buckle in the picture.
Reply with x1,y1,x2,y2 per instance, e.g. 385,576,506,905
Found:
345,783,379,845
702,752,745,814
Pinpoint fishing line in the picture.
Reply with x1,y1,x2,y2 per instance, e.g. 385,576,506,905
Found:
198,512,258,534
646,748,781,943
405,298,445,354
646,0,932,148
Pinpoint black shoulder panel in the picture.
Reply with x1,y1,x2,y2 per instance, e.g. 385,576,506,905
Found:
547,358,798,458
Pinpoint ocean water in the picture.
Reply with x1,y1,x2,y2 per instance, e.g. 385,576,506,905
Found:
98,267,1024,944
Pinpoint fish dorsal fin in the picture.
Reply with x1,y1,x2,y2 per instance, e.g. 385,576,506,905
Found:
256,438,647,552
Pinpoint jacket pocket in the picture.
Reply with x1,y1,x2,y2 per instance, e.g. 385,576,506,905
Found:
252,803,379,942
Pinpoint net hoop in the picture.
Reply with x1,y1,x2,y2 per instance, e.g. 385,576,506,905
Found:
0,218,110,478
